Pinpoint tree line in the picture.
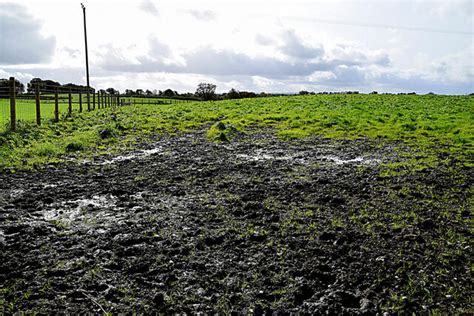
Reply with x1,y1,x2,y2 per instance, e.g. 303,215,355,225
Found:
4,78,430,101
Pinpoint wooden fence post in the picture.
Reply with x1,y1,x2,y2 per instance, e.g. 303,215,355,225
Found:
68,88,72,117
92,91,96,110
79,92,83,112
9,77,16,131
97,92,100,109
87,90,91,111
35,83,41,126
54,88,59,122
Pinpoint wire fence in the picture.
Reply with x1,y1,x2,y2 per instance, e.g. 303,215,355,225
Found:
0,88,9,132
0,77,192,133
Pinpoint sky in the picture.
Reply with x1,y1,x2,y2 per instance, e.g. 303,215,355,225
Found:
0,0,473,94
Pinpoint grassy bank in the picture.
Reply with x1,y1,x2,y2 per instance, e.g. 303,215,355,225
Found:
0,94,472,171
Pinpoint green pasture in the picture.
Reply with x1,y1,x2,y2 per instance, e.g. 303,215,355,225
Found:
0,93,472,170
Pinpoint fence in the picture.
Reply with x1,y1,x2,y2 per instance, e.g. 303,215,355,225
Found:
0,77,190,132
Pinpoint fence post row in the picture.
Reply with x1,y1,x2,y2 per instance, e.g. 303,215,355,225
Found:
35,82,41,126
4,82,175,132
9,77,16,131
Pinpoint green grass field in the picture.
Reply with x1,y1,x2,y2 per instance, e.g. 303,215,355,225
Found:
0,94,472,170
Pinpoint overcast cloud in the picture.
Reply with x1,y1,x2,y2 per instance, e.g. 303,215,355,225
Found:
0,3,56,65
0,0,472,94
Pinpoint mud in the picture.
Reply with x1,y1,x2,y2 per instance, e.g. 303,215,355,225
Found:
0,129,472,313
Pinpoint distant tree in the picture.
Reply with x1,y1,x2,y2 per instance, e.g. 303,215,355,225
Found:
27,78,61,93
136,89,144,96
27,78,43,93
226,88,240,99
0,78,24,94
106,88,117,95
299,90,309,95
163,89,175,97
124,89,135,96
62,83,89,93
370,91,378,94
240,91,257,98
195,83,216,101
145,89,153,96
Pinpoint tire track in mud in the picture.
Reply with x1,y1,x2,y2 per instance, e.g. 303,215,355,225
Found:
0,130,471,313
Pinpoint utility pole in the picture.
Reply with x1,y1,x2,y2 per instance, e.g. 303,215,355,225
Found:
81,3,91,110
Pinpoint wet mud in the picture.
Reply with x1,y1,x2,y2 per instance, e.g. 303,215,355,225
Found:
1,130,472,313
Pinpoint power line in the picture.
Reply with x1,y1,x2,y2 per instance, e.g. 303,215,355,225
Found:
283,16,474,35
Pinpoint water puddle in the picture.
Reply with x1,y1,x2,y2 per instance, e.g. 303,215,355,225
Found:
320,155,381,165
236,150,381,166
236,149,300,162
39,195,125,230
9,189,25,199
99,147,162,165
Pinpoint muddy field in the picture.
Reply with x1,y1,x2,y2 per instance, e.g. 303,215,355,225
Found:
1,129,472,313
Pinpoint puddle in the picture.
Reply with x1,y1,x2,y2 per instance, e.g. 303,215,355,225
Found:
99,147,162,165
236,150,381,166
42,183,58,189
236,149,298,162
8,189,25,199
320,155,381,165
39,195,123,230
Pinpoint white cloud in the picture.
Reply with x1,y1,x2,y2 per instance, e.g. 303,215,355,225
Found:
182,9,216,21
139,0,159,17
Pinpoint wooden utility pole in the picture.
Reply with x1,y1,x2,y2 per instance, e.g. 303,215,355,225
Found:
81,3,91,111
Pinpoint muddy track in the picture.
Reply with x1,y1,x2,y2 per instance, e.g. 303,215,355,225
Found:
0,130,472,313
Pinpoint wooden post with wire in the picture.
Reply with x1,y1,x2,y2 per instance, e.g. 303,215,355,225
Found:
35,82,41,126
54,88,59,122
68,88,72,117
79,91,83,112
9,77,16,131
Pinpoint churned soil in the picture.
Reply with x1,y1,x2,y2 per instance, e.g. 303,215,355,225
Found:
1,129,472,313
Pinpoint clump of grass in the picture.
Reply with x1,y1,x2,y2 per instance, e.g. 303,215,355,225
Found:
207,121,240,142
